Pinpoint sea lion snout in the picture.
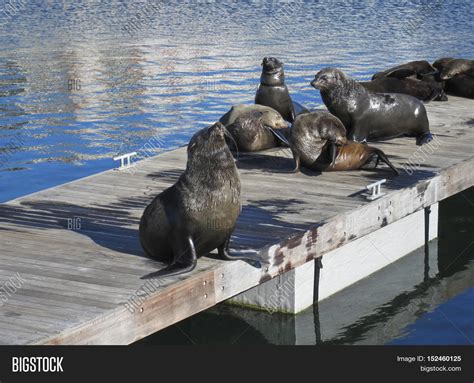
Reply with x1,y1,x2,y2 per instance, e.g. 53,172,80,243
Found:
261,57,282,73
439,71,453,81
311,68,340,90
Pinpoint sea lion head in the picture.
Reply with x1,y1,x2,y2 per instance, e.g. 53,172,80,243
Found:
318,119,348,147
416,61,438,76
261,57,284,75
258,108,288,130
439,60,472,80
187,122,232,166
432,57,454,71
311,68,345,90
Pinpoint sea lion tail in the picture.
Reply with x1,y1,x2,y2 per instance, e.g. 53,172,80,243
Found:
374,149,400,176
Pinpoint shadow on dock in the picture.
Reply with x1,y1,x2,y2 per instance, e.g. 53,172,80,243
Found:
0,198,146,257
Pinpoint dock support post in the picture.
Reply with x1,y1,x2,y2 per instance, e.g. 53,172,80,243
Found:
230,203,439,314
424,206,432,281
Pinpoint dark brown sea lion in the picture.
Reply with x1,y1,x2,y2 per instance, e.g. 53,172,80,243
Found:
311,68,432,145
433,57,455,72
139,122,259,279
372,60,437,80
361,77,447,102
255,57,309,123
289,112,398,174
439,58,474,80
289,111,348,172
219,105,288,151
445,74,474,99
429,58,474,99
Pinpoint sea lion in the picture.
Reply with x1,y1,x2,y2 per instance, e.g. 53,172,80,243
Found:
219,104,288,151
439,58,474,80
255,57,309,123
430,58,474,99
372,60,437,80
433,57,455,72
139,122,258,279
289,111,348,172
289,112,398,174
314,141,400,175
361,77,447,102
445,74,474,99
311,68,432,145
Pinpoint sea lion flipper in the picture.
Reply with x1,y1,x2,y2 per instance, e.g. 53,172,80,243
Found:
329,142,338,166
416,132,433,146
289,148,301,173
141,237,197,279
373,149,400,176
266,126,290,147
218,237,266,267
289,103,296,123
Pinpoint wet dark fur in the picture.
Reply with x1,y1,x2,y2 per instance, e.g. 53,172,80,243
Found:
139,123,256,279
255,57,309,123
428,57,474,99
226,112,284,151
289,111,347,172
372,60,437,80
219,105,289,151
361,77,447,102
312,68,432,145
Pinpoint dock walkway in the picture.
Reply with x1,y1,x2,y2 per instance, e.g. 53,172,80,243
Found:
0,97,473,344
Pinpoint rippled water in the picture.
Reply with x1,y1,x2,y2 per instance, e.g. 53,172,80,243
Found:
0,0,473,201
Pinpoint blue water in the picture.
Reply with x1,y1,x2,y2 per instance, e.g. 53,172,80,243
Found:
390,287,474,345
0,1,473,344
1,0,473,202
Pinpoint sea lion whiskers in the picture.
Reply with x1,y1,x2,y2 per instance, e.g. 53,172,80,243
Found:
223,127,240,158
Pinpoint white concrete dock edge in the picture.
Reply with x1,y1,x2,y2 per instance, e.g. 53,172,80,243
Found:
232,203,439,313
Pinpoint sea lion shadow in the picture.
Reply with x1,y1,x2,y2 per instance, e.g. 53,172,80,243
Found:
229,198,311,255
236,150,295,173
0,197,150,260
351,168,439,197
146,168,184,183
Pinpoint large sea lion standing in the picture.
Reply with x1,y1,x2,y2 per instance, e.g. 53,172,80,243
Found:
255,57,309,123
311,68,432,145
139,122,258,279
289,112,398,174
219,104,289,151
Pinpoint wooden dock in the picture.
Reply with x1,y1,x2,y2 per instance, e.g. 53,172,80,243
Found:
0,96,473,345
